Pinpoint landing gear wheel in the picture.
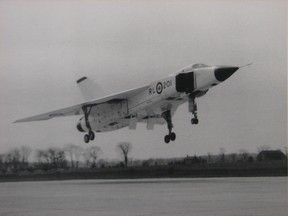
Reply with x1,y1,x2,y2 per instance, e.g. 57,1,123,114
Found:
82,105,93,143
189,95,199,125
84,134,90,143
164,135,170,144
162,110,176,144
89,131,95,141
170,132,176,141
191,118,199,124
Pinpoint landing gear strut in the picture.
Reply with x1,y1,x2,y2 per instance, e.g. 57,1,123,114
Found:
82,106,95,143
162,110,176,144
189,95,199,125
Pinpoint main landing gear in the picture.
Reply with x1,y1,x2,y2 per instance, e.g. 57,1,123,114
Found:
189,95,199,125
162,110,176,144
84,131,95,143
82,106,95,143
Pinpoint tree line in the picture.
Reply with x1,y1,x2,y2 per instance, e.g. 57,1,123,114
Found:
0,146,32,173
1,143,286,174
0,142,132,174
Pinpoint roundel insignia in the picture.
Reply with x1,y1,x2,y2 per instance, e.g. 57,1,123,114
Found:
156,82,163,94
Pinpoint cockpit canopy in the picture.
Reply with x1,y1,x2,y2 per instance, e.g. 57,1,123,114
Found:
178,63,210,73
191,63,210,69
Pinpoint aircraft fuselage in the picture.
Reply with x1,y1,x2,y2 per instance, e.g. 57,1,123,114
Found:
76,64,238,133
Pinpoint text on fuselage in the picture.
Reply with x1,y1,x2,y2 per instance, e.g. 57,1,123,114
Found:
149,80,172,95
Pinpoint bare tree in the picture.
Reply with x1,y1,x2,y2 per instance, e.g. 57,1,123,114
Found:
83,146,102,168
0,154,4,172
0,148,27,172
207,152,212,163
9,148,21,172
64,144,84,169
64,144,75,169
0,154,8,173
36,149,49,164
19,146,32,169
219,147,226,162
36,147,66,170
47,148,66,169
239,149,249,162
4,153,13,172
230,153,237,162
117,142,132,167
83,150,91,168
74,146,84,168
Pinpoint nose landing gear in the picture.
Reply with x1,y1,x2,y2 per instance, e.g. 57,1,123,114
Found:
189,95,199,125
162,110,176,144
191,118,199,124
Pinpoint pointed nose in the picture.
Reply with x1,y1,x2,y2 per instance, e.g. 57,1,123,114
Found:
214,66,239,82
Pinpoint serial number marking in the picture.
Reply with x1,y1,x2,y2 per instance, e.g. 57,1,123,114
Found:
149,80,172,95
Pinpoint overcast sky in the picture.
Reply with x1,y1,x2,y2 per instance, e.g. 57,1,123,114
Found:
0,0,286,160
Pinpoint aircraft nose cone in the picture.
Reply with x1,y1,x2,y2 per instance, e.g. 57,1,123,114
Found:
214,66,239,82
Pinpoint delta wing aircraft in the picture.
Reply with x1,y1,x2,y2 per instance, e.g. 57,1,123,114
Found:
15,63,248,143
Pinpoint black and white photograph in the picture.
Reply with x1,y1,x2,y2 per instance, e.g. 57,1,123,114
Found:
0,0,287,215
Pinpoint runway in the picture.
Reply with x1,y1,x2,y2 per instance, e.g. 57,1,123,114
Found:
0,177,287,216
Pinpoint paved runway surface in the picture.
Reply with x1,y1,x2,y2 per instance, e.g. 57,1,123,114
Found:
0,177,287,216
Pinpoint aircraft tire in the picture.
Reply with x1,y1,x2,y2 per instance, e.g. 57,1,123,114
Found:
84,134,90,143
170,132,176,141
89,131,95,141
164,135,170,144
191,118,199,124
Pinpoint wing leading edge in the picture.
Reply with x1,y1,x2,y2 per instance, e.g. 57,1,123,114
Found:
14,85,148,123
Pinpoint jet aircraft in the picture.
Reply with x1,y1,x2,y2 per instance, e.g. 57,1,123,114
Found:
15,63,247,143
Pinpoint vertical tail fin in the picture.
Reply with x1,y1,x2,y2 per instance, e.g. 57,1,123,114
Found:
76,76,105,100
